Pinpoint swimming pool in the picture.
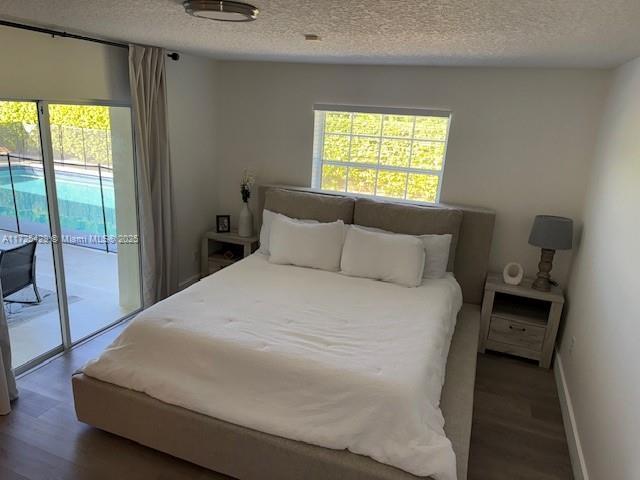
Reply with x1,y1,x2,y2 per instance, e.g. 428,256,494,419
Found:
0,164,117,251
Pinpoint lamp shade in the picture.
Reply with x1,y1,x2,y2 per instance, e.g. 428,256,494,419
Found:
528,215,573,250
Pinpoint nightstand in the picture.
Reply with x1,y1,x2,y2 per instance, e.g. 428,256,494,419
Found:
479,272,565,368
200,231,259,278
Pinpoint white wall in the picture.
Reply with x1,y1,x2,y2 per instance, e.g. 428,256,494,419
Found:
0,26,129,103
214,62,609,286
557,56,640,480
166,53,218,286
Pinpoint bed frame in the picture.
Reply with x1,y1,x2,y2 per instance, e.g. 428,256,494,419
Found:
73,186,495,480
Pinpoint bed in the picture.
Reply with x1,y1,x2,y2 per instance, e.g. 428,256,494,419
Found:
73,185,495,480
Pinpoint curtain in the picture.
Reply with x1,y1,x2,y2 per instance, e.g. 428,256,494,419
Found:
0,282,17,413
129,45,178,307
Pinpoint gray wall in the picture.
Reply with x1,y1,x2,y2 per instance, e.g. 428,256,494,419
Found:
558,56,640,480
214,62,609,286
166,53,219,286
0,26,129,103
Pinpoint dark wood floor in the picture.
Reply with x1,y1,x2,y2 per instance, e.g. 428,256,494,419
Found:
0,324,573,480
469,353,573,480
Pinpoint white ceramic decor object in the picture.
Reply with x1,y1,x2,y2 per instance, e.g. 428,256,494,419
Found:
503,262,524,285
238,203,253,237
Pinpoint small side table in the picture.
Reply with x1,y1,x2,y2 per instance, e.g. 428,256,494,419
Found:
200,231,259,278
479,272,565,368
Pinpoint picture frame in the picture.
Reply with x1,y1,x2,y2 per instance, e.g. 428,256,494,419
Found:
216,215,230,233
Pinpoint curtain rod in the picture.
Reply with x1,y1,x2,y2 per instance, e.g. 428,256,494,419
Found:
0,19,180,60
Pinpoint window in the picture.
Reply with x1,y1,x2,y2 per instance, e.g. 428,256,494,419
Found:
312,105,451,203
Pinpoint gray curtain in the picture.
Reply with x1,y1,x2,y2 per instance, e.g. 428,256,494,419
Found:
0,281,17,413
129,45,178,307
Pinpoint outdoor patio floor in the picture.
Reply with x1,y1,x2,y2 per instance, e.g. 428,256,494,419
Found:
1,230,137,368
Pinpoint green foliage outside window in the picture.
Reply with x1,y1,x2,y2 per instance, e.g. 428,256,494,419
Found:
380,139,411,167
352,113,381,135
0,102,112,167
321,164,347,191
412,141,445,170
325,112,351,133
318,110,450,203
348,167,376,195
376,170,407,198
382,115,414,138
0,102,111,129
350,137,379,163
415,116,448,141
48,105,110,130
407,174,439,203
322,134,350,161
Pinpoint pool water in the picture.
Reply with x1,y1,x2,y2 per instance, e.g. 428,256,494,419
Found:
0,165,117,251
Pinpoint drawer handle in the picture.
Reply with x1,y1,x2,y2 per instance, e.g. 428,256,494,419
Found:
508,325,526,332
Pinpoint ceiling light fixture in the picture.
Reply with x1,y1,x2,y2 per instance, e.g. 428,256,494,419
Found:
184,0,259,22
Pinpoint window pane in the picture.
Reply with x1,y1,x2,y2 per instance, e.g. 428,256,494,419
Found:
411,141,445,170
49,104,112,165
407,174,439,203
321,164,347,192
0,101,63,368
352,113,381,136
325,112,351,134
350,137,379,164
382,115,414,138
323,134,350,161
376,170,407,199
414,116,448,141
314,108,451,204
48,104,142,342
380,139,410,167
347,167,376,195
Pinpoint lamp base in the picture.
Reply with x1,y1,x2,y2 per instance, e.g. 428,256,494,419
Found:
532,248,555,292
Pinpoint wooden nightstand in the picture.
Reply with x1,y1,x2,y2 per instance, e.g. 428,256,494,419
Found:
200,231,259,278
479,273,565,368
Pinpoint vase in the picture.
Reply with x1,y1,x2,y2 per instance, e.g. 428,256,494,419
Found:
238,202,253,237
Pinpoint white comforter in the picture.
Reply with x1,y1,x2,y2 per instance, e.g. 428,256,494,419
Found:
83,254,463,480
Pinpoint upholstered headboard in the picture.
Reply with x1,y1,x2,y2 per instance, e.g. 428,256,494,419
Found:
257,185,495,305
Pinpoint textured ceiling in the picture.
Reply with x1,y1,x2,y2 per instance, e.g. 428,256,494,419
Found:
2,0,640,67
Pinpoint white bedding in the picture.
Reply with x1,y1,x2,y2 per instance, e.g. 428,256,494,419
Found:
83,253,463,480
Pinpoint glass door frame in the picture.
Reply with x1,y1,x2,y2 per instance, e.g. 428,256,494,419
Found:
3,98,144,375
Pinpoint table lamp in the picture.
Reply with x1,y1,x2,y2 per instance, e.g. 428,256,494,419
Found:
528,215,573,292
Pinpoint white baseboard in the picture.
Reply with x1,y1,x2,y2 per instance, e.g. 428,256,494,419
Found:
178,274,200,291
554,351,589,480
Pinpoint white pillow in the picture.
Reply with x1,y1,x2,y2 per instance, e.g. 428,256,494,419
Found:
420,234,452,279
259,209,318,255
353,225,452,279
340,226,425,287
268,216,346,271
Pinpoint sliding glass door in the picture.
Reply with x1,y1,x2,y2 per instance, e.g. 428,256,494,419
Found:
0,99,142,372
46,104,141,342
0,101,63,369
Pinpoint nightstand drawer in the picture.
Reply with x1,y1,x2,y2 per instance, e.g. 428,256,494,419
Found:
488,316,545,351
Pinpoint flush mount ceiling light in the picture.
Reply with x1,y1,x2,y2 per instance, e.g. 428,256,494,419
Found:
184,0,259,22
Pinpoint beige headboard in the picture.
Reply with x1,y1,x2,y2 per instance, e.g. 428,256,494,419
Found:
257,185,495,305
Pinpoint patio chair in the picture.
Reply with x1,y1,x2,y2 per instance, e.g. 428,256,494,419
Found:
0,241,42,304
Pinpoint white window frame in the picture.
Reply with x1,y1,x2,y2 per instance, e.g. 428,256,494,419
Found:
311,104,452,204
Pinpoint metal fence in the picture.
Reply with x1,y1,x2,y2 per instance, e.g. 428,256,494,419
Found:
0,122,112,168
0,153,117,253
